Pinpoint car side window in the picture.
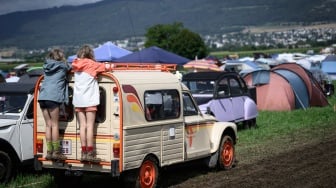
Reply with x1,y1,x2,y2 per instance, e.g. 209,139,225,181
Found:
218,78,230,97
229,77,243,96
144,90,180,121
182,92,198,116
59,87,74,122
217,84,230,97
6,95,27,113
187,81,214,94
59,86,106,123
26,100,33,119
95,87,106,123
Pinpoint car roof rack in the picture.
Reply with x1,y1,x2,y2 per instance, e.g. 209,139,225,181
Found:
105,63,177,72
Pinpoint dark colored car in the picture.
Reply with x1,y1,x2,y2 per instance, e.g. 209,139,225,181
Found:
182,71,258,128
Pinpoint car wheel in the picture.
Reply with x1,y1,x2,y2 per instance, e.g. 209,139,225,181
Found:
249,118,257,128
136,156,159,188
218,135,235,170
0,151,13,183
243,118,257,129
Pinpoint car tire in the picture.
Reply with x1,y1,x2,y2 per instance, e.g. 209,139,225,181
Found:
136,156,159,188
244,118,257,129
218,135,235,170
0,151,13,183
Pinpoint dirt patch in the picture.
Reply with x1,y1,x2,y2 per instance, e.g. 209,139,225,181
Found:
163,136,336,188
50,132,336,187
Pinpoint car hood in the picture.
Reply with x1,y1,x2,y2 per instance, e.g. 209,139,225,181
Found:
0,118,18,127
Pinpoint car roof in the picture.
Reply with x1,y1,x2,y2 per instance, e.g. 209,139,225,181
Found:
182,71,239,81
0,83,35,94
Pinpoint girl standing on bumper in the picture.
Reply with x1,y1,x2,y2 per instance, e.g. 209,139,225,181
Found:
72,45,110,163
38,48,71,161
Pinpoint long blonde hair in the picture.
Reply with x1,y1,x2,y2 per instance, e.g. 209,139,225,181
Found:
77,44,95,60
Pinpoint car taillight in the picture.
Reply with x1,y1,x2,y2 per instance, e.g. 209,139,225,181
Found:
113,86,118,93
36,139,43,153
113,143,120,158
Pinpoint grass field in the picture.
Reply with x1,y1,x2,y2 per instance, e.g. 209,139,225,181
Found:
1,84,336,188
0,52,335,187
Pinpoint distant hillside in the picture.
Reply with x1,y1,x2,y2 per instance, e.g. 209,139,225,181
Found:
1,0,336,49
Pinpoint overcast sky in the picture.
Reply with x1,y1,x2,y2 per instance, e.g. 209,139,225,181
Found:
0,0,103,15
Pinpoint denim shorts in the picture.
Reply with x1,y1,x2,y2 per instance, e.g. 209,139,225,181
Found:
38,100,60,109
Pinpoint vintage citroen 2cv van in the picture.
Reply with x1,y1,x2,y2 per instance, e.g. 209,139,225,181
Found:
33,64,238,187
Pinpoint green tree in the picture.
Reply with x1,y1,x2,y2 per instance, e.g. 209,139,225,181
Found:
145,22,208,59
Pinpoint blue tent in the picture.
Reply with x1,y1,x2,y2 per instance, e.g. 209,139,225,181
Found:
250,69,270,85
67,41,131,62
273,69,309,109
113,46,190,65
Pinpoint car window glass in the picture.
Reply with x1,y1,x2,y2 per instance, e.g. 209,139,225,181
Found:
0,94,27,113
218,78,230,97
145,90,180,121
59,86,106,123
229,78,243,96
217,84,229,97
188,81,214,94
26,100,33,119
182,92,198,116
237,76,248,93
96,87,106,123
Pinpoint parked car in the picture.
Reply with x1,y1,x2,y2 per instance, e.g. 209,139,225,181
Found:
0,83,35,183
182,71,258,128
310,68,334,97
0,70,7,83
33,64,237,187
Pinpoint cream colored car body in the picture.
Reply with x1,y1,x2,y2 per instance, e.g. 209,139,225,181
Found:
33,65,237,179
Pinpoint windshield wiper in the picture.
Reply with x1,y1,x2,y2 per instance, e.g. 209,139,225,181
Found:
3,106,23,114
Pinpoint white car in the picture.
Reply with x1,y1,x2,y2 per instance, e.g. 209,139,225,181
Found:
0,83,35,183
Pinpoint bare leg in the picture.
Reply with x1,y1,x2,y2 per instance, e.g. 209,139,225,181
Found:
85,111,100,162
77,111,87,147
49,107,60,142
86,111,96,147
42,108,52,142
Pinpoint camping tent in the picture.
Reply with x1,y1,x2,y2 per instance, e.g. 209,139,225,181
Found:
67,41,131,62
243,63,328,111
244,70,296,111
273,63,328,107
273,68,309,109
113,46,190,65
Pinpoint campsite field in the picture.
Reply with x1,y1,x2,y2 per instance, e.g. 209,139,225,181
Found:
2,94,336,187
